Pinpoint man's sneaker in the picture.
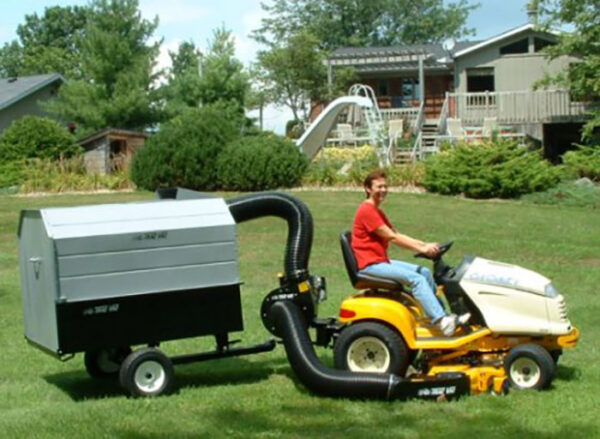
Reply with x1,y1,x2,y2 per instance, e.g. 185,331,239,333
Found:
457,312,471,326
438,314,457,336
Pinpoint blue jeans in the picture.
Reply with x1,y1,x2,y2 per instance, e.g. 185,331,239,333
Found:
359,260,446,322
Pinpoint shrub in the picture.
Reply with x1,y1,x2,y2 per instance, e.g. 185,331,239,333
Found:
423,139,561,198
303,145,378,186
217,132,309,190
0,160,25,188
562,145,600,182
0,116,81,162
18,157,134,193
131,103,243,191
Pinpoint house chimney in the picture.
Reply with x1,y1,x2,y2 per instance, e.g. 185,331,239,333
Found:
527,1,539,25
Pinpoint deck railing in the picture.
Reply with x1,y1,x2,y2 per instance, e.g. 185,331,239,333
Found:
448,90,593,125
380,107,420,128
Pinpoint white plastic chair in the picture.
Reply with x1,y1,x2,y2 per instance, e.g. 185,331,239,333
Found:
387,119,404,150
482,117,498,138
446,118,466,141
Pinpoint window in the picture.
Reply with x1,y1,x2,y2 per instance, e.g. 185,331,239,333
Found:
402,78,420,100
500,38,529,55
378,80,389,96
467,68,495,92
534,37,555,52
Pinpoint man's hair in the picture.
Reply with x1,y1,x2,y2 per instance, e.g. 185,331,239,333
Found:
363,169,387,197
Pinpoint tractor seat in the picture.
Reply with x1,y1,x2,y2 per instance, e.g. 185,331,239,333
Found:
340,231,405,291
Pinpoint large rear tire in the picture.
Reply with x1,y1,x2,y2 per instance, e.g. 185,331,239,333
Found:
504,344,554,390
334,322,411,376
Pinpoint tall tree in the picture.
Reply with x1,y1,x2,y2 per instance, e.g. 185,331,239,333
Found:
45,0,162,133
162,41,203,118
197,27,250,114
255,30,353,121
252,0,478,51
539,0,600,143
0,5,89,78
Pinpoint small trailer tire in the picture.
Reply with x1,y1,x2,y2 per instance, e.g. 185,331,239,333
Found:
119,348,174,397
84,347,132,378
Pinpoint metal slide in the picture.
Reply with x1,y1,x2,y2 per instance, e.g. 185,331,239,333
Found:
295,96,373,160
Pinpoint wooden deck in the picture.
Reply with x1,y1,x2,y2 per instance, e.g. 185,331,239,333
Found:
447,90,593,125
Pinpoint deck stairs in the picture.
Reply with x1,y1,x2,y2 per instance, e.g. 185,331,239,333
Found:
392,119,441,164
420,119,441,158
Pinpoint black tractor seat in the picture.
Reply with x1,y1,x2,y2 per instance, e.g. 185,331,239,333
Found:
340,231,406,292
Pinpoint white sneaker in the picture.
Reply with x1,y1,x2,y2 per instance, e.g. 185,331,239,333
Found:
457,312,471,325
438,314,457,336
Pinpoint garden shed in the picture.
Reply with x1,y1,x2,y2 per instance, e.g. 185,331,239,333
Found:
79,128,147,175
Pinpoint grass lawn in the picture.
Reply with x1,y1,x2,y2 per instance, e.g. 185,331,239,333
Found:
0,190,598,438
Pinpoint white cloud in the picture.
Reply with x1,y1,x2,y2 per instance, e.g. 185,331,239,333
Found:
139,0,209,25
248,104,293,135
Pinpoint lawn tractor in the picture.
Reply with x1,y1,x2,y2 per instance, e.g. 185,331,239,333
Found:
18,190,578,400
329,233,579,393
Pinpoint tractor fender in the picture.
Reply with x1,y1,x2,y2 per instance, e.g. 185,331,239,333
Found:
339,296,418,349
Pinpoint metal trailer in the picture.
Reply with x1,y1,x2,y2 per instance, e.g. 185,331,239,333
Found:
18,197,275,396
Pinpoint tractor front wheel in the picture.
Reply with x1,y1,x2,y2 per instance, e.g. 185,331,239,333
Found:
505,344,554,390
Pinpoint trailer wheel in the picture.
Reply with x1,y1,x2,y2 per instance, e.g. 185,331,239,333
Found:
119,348,174,397
84,347,132,378
334,322,410,375
505,344,554,390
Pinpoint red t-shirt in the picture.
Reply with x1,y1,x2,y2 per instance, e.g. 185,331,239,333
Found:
352,202,393,270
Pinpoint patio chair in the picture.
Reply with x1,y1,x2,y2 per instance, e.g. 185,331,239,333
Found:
387,119,404,151
446,118,466,141
482,117,499,138
336,123,356,146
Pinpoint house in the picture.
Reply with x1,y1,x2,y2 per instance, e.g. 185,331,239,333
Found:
325,13,589,161
79,128,147,175
0,73,64,133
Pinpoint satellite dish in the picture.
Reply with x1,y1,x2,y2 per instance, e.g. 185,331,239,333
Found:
442,38,456,53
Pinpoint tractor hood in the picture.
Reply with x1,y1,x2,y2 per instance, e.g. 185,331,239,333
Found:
461,257,551,296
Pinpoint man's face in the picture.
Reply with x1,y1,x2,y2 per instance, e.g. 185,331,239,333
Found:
367,177,388,203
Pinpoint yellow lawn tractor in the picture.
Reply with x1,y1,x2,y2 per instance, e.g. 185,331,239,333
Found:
332,232,579,394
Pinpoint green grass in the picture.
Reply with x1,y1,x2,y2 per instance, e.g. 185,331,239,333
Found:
0,190,599,438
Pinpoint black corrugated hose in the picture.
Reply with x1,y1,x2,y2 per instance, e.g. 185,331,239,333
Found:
271,300,401,399
226,192,313,280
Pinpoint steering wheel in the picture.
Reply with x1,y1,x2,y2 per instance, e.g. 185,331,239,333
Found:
414,241,454,260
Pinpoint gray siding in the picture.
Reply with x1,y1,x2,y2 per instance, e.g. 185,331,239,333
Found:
454,32,575,93
0,85,59,132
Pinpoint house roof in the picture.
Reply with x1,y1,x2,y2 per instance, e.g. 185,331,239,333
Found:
329,41,480,74
330,41,480,61
0,73,65,111
452,23,557,58
78,128,148,146
328,22,560,72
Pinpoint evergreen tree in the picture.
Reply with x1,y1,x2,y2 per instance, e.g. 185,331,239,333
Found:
198,27,250,114
45,0,162,133
162,41,203,118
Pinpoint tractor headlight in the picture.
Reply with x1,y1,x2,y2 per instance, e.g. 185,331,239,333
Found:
544,283,559,298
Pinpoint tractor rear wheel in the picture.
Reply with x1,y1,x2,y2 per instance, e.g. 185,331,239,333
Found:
334,322,411,376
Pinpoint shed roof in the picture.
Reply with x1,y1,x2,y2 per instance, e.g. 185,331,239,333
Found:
0,73,64,111
78,128,148,146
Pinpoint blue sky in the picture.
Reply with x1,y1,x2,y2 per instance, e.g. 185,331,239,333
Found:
0,0,534,132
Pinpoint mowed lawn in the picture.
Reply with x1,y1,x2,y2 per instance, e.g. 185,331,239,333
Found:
0,190,598,438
